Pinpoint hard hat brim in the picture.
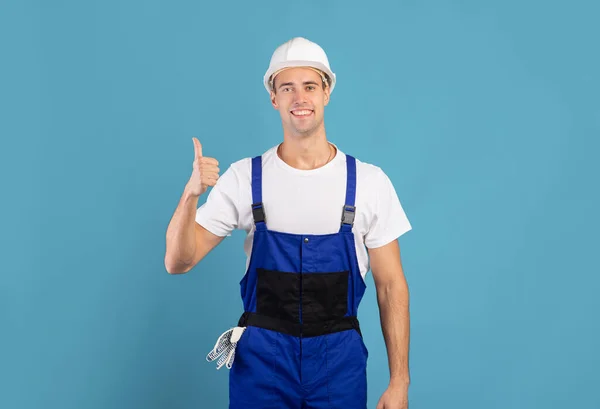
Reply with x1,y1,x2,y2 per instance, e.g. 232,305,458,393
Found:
264,60,336,94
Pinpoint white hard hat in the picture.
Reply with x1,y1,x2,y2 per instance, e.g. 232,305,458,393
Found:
263,37,337,94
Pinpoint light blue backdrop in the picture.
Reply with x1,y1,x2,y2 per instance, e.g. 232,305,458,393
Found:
1,0,598,408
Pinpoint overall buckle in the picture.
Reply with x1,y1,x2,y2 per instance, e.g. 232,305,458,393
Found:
252,202,266,223
341,205,356,226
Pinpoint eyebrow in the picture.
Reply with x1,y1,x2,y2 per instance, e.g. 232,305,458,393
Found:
278,80,320,89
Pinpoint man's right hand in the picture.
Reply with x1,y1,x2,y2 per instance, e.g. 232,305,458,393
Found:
186,137,220,197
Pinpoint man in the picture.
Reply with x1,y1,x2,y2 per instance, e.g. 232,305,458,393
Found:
164,37,411,409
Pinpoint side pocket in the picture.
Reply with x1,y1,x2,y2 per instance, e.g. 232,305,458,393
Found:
234,325,250,355
229,326,251,375
354,330,369,361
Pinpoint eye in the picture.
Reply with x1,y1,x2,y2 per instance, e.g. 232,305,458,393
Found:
307,85,316,91
282,87,291,92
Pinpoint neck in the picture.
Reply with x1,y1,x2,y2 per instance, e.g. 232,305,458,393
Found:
278,132,335,170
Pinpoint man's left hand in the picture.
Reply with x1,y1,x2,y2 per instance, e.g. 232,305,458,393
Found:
376,383,409,409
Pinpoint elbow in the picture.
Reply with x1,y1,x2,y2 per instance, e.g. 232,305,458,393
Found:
164,257,192,275
377,279,410,302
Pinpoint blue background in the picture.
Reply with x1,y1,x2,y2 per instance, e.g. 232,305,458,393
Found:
1,0,599,408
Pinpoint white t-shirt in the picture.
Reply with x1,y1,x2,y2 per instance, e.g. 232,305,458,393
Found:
195,143,412,280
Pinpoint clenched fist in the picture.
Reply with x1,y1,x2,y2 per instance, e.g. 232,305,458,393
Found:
185,137,220,197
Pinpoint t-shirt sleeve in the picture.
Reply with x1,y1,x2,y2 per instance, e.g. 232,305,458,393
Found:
195,164,240,237
363,169,412,248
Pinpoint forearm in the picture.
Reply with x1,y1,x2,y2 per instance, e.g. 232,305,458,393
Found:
165,187,199,273
377,280,411,387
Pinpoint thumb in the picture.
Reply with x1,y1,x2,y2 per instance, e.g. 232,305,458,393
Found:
192,137,203,158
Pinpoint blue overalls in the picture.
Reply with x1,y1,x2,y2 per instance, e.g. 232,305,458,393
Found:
208,154,368,409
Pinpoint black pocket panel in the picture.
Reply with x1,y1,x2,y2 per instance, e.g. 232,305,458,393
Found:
301,271,349,323
256,268,300,322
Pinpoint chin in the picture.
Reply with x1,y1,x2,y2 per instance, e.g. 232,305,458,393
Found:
294,127,319,136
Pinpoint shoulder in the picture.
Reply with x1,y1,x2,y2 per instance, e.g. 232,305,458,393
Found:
348,155,390,188
346,154,402,209
228,156,251,177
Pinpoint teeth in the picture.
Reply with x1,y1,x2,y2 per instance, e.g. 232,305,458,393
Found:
293,110,312,116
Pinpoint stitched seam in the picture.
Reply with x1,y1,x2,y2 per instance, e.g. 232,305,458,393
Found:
270,333,278,406
325,335,332,409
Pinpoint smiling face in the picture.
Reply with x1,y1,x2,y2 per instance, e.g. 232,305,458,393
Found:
270,67,331,138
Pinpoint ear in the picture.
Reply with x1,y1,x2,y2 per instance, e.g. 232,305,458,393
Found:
323,85,331,107
270,90,278,109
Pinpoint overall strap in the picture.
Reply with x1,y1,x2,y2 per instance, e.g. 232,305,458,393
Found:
340,154,357,233
251,156,267,230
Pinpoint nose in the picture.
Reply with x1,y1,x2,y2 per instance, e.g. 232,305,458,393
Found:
292,88,309,104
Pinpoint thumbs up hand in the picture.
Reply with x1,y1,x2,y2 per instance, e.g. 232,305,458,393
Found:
186,137,220,197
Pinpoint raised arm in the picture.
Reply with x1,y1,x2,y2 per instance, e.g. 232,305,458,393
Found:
164,138,224,274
